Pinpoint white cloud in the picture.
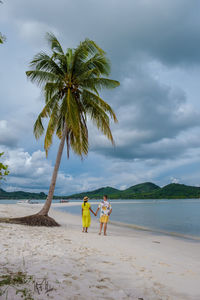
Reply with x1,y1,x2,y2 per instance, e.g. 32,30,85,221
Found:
170,177,180,184
0,147,73,194
17,20,58,47
0,120,18,147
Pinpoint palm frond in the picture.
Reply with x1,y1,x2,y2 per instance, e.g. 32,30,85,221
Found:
44,102,60,155
33,114,45,140
83,89,118,123
72,40,108,76
29,52,64,76
44,82,63,103
82,78,120,90
26,70,59,86
82,94,114,144
46,32,64,55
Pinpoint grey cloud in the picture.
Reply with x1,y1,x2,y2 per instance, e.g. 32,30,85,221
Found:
90,64,200,160
2,1,200,190
3,0,200,66
0,147,75,194
0,120,18,147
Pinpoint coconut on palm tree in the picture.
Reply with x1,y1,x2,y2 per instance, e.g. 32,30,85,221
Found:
5,33,119,226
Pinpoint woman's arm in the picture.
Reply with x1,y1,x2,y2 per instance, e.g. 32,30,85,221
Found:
108,208,112,216
95,207,100,216
89,207,96,216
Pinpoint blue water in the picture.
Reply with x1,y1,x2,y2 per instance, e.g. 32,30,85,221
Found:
1,198,200,239
54,199,200,238
0,199,61,204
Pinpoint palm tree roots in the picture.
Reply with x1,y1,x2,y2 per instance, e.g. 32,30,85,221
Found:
0,214,60,227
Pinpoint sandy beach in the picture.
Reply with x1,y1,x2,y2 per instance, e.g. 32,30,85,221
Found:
0,203,200,300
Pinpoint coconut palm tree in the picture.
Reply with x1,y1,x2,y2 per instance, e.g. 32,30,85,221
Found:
10,33,119,226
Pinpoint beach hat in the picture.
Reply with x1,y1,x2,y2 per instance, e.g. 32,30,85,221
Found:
83,196,89,201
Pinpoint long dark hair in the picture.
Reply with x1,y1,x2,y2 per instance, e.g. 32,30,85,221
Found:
84,200,87,206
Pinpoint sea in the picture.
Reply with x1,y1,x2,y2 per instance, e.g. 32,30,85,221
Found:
1,199,200,240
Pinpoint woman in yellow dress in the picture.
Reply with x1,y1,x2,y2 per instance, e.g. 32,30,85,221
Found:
82,196,96,233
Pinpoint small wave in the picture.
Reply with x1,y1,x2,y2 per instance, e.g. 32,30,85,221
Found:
109,220,200,241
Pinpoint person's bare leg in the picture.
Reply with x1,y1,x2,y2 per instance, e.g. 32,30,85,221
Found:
82,227,85,232
104,223,107,236
85,227,88,233
99,223,103,235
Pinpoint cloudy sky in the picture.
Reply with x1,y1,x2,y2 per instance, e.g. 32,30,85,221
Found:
1,0,200,195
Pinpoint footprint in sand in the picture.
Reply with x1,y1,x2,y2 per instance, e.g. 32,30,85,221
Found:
63,238,72,243
98,277,110,282
158,262,170,267
64,273,72,277
63,279,72,286
140,267,145,272
153,281,163,288
186,269,197,275
96,285,108,289
102,261,114,265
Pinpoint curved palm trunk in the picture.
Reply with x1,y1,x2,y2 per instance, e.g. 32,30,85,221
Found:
38,123,67,216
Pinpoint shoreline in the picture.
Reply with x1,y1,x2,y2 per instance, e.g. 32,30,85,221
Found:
1,200,200,241
0,204,200,299
2,200,200,241
52,201,200,242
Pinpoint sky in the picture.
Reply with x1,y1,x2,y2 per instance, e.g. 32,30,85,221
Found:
1,0,200,195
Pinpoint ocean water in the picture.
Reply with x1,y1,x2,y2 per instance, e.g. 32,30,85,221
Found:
1,198,200,239
54,199,200,239
0,199,61,204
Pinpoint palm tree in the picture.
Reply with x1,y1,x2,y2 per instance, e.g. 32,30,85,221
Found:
8,33,119,226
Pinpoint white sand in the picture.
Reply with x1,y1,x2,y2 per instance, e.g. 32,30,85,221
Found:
0,203,200,300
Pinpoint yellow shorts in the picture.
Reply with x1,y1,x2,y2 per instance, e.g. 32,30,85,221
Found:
100,215,109,223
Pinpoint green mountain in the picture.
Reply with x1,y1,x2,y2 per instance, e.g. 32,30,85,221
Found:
0,188,47,199
66,186,120,199
123,182,160,194
1,182,200,200
66,182,200,199
66,182,160,199
145,183,200,199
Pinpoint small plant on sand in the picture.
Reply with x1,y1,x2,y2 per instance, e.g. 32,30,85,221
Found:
0,271,55,299
0,271,34,300
4,33,119,226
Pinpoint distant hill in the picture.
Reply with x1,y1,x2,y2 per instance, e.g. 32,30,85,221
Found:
1,182,200,200
123,182,160,194
65,182,200,199
66,182,161,199
145,183,200,199
65,186,120,199
0,188,47,199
